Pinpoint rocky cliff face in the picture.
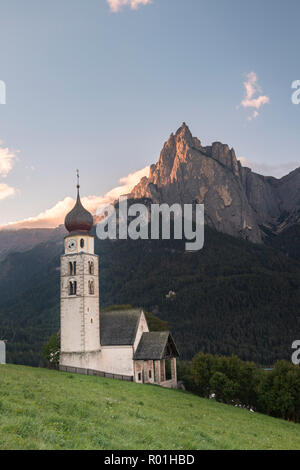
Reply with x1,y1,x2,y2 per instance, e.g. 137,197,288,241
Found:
130,123,300,243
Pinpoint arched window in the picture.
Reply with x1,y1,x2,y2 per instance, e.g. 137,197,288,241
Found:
69,280,77,296
88,280,94,295
88,261,94,275
69,261,76,275
80,239,84,248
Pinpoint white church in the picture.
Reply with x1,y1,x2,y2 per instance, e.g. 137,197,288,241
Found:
59,179,179,388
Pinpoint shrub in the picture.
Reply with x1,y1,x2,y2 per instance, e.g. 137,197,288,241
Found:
42,332,60,367
183,352,300,422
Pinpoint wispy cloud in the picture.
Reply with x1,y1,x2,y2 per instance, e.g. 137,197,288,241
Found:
0,183,16,201
2,166,149,229
238,72,270,120
0,141,17,177
107,0,152,13
239,157,299,178
0,141,18,201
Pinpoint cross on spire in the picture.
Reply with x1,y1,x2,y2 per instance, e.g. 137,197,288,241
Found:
76,169,80,190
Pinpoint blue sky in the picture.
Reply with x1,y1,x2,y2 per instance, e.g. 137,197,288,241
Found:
0,0,300,226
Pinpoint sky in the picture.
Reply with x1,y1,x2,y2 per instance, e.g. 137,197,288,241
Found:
0,0,300,228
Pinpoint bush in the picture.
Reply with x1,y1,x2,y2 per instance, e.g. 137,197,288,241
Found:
183,352,300,422
210,371,238,404
42,332,60,368
257,360,300,422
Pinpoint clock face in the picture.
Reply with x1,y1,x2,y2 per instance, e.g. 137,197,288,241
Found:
67,239,77,252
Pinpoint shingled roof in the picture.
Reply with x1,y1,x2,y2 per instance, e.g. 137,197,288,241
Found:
100,309,142,346
134,331,179,360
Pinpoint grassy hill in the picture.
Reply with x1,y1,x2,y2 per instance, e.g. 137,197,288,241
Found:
0,365,300,450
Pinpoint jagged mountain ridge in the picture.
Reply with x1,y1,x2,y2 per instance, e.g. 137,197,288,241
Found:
130,123,300,243
0,123,298,257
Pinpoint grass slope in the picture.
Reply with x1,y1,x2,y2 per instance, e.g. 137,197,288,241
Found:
0,365,300,450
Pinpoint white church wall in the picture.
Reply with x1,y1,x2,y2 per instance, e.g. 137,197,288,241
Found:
133,311,149,352
60,350,102,370
61,296,84,353
84,297,101,351
100,346,134,376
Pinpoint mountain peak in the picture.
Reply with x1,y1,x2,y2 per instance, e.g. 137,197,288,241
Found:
130,124,300,244
175,122,193,143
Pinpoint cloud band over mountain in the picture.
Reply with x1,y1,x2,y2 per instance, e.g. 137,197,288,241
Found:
1,166,149,230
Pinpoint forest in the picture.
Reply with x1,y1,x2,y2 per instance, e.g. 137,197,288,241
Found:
0,224,300,367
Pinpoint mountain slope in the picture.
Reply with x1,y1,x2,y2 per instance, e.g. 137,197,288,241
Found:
1,364,300,450
0,227,64,261
266,223,300,261
1,226,300,366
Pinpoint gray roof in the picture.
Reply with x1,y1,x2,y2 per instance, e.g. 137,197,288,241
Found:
134,331,179,360
100,309,142,346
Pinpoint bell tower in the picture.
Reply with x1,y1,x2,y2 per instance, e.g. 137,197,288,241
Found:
60,171,101,371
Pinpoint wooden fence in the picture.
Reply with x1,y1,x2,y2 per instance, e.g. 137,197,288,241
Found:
59,364,133,382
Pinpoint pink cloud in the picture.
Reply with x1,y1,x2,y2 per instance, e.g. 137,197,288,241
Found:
2,166,150,230
239,72,270,120
0,141,18,178
0,141,18,202
107,0,152,13
0,183,16,201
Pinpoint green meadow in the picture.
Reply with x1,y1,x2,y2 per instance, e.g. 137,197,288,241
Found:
0,364,300,450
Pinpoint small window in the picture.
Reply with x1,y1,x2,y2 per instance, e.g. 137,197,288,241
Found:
88,280,94,295
91,318,93,324
88,261,94,275
69,261,76,276
138,372,142,381
149,370,152,379
69,280,77,296
80,239,84,248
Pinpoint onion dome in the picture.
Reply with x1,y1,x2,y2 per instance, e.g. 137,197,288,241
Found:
65,171,93,234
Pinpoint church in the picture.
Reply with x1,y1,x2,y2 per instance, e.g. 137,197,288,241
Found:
59,178,179,388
